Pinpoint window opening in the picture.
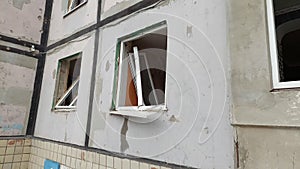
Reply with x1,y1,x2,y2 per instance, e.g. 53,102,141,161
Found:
53,54,82,110
114,23,167,112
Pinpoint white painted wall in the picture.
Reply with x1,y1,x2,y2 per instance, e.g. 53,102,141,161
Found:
35,33,95,145
101,0,143,19
0,0,45,43
48,0,98,45
90,0,234,168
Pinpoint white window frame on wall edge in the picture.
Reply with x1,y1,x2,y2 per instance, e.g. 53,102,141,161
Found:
54,78,79,110
110,22,168,118
266,0,300,89
52,53,82,112
64,0,88,17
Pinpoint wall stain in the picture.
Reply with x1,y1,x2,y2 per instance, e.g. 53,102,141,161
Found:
187,25,193,38
120,118,129,152
169,115,180,122
12,0,31,10
239,146,249,169
105,60,111,72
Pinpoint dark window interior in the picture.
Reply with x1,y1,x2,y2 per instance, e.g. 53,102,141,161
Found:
274,1,300,82
120,27,167,106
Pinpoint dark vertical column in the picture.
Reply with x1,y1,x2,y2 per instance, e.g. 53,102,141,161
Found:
85,0,102,147
27,0,54,135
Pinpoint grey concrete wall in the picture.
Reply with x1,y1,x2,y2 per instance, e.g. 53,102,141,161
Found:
229,0,300,127
0,51,37,135
48,0,98,45
229,0,300,168
236,126,300,169
90,0,234,168
0,0,45,44
101,0,143,19
35,33,95,145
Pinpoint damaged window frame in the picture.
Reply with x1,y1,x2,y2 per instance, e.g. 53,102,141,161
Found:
52,52,82,112
267,0,300,89
111,21,168,118
64,0,88,17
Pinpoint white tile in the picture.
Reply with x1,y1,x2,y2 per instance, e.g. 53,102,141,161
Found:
140,163,149,169
13,154,22,162
70,158,76,168
0,140,7,147
86,162,92,169
122,159,130,169
99,154,106,166
92,163,99,169
93,152,99,164
114,157,122,169
150,164,160,169
106,156,113,167
131,160,139,169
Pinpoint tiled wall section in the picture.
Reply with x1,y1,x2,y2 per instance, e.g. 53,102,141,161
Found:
29,138,172,169
0,138,31,169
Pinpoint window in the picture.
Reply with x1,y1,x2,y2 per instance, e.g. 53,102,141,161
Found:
65,0,87,15
53,53,82,110
111,22,167,117
267,0,300,88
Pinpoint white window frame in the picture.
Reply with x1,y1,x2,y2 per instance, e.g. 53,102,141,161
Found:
110,23,168,118
52,54,82,112
54,78,79,109
64,0,88,17
267,0,300,89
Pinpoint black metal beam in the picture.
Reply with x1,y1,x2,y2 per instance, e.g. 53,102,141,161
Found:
26,0,53,136
33,136,198,169
0,45,38,58
47,0,163,51
0,34,42,51
84,0,102,147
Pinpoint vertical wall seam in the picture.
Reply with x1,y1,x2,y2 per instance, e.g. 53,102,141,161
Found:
84,0,102,147
27,0,54,135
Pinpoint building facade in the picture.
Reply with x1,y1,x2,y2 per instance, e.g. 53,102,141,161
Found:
0,0,299,169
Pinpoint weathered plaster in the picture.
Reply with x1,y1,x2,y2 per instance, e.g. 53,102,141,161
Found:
236,126,300,169
0,51,36,135
0,0,45,43
229,0,300,127
35,33,95,145
89,0,234,168
101,0,143,19
48,0,98,45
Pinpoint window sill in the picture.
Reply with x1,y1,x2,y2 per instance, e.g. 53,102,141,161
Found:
272,81,300,90
52,108,77,113
110,105,167,118
63,0,88,18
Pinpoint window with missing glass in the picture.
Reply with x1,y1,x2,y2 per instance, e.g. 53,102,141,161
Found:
65,0,87,15
111,22,168,117
267,0,300,88
53,53,82,110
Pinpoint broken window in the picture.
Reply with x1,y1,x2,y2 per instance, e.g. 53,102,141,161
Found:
66,0,87,14
267,0,300,88
114,23,167,112
53,54,82,110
